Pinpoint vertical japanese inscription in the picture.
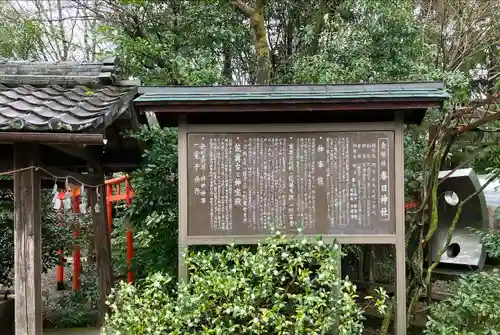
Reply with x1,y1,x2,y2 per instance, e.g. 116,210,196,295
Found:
187,132,395,236
378,137,391,221
192,140,208,209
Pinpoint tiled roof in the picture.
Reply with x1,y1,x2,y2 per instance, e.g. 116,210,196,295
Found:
135,82,450,103
0,57,138,132
0,56,116,86
0,84,137,131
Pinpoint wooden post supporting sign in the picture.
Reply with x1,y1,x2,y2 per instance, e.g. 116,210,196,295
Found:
395,116,407,333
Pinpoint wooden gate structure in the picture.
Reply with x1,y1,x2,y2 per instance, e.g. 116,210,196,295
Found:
0,58,145,334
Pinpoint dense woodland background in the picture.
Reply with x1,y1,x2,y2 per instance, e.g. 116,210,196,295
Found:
0,0,499,333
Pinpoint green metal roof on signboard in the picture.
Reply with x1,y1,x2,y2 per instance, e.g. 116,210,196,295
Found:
135,82,449,103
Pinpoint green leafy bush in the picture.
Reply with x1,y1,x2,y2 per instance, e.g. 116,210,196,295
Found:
425,269,500,334
104,233,365,334
471,226,500,259
0,189,73,287
112,126,178,279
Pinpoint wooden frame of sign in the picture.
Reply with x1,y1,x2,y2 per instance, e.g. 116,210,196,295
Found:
178,117,406,334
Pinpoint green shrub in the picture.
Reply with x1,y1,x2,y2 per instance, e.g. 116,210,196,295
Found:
103,233,365,334
470,222,500,260
0,190,73,287
113,126,178,279
425,268,500,334
45,291,97,329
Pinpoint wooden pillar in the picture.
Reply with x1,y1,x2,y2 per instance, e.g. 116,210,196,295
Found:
88,171,113,326
178,116,188,281
72,194,81,291
395,116,407,335
13,144,42,335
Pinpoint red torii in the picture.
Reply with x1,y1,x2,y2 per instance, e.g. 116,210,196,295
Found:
56,175,135,291
106,175,135,284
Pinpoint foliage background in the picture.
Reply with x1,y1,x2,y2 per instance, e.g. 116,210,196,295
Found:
0,189,74,287
425,269,500,334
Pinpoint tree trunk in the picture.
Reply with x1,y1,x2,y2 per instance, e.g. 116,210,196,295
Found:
251,4,271,84
233,0,272,84
222,43,233,83
309,0,327,55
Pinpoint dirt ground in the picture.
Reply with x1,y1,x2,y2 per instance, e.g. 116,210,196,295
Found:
41,260,75,317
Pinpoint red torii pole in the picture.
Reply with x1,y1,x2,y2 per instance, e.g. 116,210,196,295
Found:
54,186,82,291
72,193,81,291
56,176,136,289
56,250,65,290
106,175,135,283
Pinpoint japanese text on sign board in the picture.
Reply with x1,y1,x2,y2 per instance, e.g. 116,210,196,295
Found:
188,132,395,236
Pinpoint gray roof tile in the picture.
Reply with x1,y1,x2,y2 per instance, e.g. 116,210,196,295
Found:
135,82,449,125
0,59,116,86
0,58,138,132
0,84,137,132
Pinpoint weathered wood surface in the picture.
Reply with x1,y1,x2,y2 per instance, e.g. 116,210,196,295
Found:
88,171,113,326
186,132,396,236
14,143,42,335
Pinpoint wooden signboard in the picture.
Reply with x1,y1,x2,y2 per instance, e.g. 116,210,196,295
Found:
187,131,395,236
136,82,449,335
179,122,404,241
178,121,405,334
